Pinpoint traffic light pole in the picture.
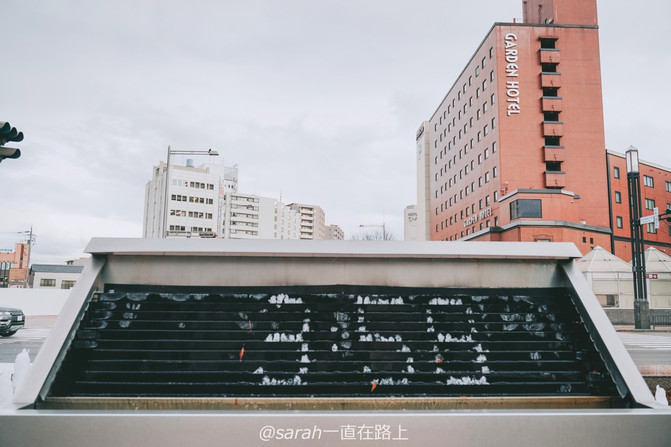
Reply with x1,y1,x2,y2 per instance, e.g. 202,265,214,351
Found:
627,169,650,329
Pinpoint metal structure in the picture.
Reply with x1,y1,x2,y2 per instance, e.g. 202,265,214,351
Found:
2,239,670,446
626,147,650,329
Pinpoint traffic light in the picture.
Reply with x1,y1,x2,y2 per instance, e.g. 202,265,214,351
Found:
663,208,671,223
0,121,23,163
0,147,21,162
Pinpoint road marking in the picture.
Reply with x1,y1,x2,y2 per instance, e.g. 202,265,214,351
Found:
618,333,671,350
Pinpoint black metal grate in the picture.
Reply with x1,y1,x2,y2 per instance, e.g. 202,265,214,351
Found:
48,287,618,398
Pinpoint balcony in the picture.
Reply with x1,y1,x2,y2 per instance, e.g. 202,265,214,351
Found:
541,97,563,112
542,122,563,137
544,171,566,188
540,73,562,88
543,146,565,162
539,49,560,64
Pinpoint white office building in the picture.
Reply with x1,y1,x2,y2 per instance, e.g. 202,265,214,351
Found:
144,160,238,238
144,160,337,240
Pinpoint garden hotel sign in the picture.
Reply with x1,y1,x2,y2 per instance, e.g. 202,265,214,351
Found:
464,208,492,227
504,33,521,116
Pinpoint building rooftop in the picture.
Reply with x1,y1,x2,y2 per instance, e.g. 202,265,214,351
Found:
30,264,84,274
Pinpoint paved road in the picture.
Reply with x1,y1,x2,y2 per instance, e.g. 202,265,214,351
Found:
0,327,51,363
617,332,671,367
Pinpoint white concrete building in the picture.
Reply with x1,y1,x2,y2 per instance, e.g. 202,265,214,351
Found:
144,160,341,241
288,203,326,240
404,205,419,241
414,121,431,241
144,161,237,238
29,264,84,289
326,225,344,240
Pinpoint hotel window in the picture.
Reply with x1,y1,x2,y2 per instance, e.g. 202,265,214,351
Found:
543,87,559,97
484,148,489,159
482,79,488,90
616,216,623,228
643,175,654,187
666,181,671,192
482,57,486,68
491,93,495,105
477,109,481,120
540,38,557,49
493,166,498,178
492,141,497,153
490,71,494,82
491,117,496,129
489,47,494,58
61,280,76,290
494,191,499,201
613,166,620,179
486,195,491,206
510,199,542,220
647,223,657,234
469,76,472,86
485,172,490,183
483,102,488,113
615,191,621,204
476,87,481,98
478,154,482,164
475,66,480,77
484,124,489,136
645,198,655,210
463,84,467,93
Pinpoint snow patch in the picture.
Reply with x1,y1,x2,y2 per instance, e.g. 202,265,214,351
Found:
438,333,472,343
446,376,489,385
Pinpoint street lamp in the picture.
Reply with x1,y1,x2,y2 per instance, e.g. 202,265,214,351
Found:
162,146,219,238
626,146,650,329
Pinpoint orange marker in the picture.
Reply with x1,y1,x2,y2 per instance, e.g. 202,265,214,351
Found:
371,381,377,392
239,346,245,361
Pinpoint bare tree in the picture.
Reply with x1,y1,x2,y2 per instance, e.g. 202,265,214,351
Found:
350,228,395,241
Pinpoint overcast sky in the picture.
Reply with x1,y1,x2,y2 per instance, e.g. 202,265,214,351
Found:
1,0,669,264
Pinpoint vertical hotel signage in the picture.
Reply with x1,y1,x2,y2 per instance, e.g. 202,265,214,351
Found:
504,33,520,116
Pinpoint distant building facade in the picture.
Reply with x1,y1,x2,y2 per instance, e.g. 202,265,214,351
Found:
404,205,419,241
607,151,671,261
144,160,339,240
288,203,326,240
326,225,345,240
0,243,30,288
30,264,84,289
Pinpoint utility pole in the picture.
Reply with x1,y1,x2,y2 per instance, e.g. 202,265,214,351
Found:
22,227,35,288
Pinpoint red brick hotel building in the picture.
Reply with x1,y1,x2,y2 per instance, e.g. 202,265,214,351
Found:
416,0,671,260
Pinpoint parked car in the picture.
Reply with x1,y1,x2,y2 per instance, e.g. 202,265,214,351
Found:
0,306,25,337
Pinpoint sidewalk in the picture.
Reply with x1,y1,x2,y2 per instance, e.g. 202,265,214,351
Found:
614,325,671,333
